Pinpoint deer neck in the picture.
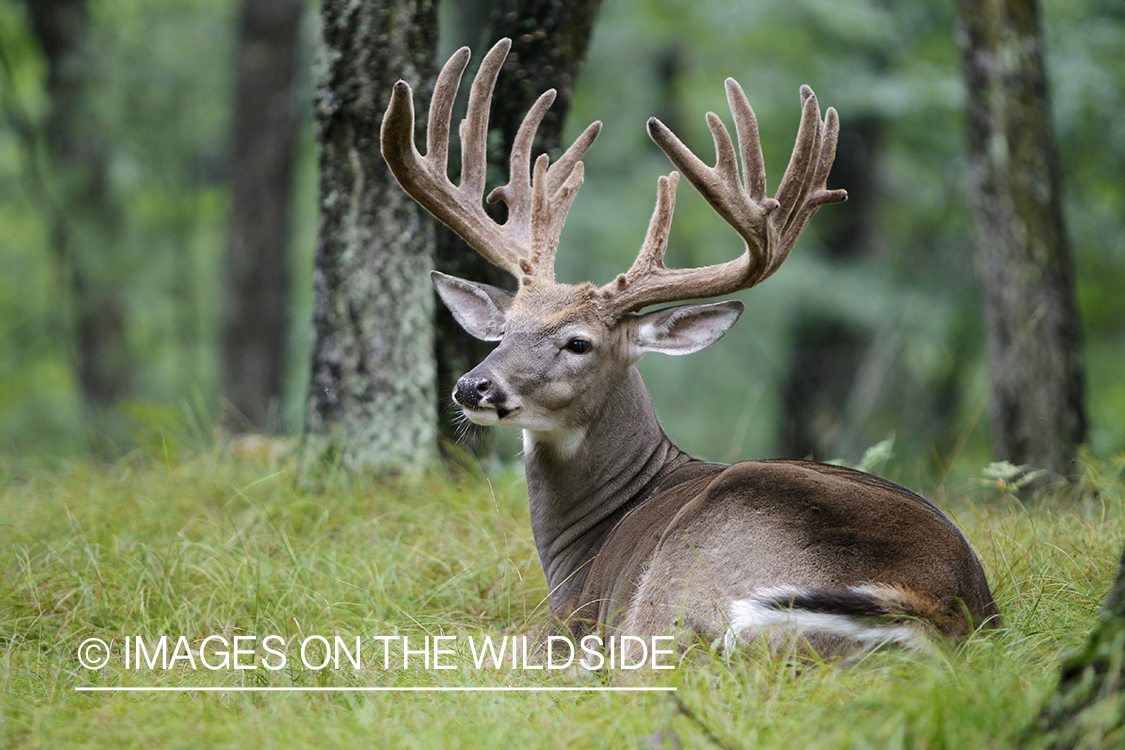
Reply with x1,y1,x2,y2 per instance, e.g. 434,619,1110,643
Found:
521,365,693,616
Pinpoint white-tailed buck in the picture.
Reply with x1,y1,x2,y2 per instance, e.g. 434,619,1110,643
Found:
381,39,999,656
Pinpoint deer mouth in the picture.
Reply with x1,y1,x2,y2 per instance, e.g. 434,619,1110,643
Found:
460,402,519,424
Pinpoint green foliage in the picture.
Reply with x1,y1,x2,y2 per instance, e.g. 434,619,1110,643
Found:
977,461,1050,494
827,433,895,474
2,448,1124,748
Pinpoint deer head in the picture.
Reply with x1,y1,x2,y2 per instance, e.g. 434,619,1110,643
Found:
381,39,846,446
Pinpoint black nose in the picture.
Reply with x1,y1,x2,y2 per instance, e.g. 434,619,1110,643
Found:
454,376,491,408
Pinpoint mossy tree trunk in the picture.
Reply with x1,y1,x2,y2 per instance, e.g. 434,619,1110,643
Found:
433,0,602,453
956,0,1087,478
304,0,439,470
1028,544,1125,749
221,0,304,434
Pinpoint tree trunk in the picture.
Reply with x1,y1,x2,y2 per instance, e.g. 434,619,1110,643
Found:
433,0,602,452
1027,544,1125,749
25,0,133,443
956,0,1087,478
221,0,304,434
304,0,439,470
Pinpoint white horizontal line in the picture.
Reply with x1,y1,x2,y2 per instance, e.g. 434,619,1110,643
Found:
75,686,675,693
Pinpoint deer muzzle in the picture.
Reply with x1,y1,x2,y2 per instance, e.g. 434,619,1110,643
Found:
453,376,490,408
453,371,513,421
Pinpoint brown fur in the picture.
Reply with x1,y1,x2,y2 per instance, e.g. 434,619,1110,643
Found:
569,460,998,652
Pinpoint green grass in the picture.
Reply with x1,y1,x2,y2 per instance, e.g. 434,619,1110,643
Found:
2,443,1123,749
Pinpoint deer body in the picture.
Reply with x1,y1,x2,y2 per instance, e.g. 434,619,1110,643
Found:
383,40,999,655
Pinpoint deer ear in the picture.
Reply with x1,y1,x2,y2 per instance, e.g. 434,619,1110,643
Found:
431,271,514,342
631,300,744,356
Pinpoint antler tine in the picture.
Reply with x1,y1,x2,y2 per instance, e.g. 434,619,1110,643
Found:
382,38,600,283
726,78,771,206
597,81,846,317
544,119,602,198
488,88,556,236
424,47,470,174
459,39,510,201
773,86,823,236
603,171,680,301
778,104,847,265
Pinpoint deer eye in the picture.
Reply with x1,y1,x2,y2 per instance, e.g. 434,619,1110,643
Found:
565,338,591,354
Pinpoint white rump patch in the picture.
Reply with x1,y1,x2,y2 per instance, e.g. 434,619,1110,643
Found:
723,585,932,655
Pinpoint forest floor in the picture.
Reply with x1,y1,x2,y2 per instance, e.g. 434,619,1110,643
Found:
2,440,1122,749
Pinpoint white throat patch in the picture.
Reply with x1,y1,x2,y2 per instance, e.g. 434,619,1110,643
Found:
523,428,587,461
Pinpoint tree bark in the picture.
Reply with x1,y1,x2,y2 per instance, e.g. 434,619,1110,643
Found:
25,0,133,441
956,0,1087,478
221,0,304,434
433,0,602,451
1027,544,1125,749
304,0,439,469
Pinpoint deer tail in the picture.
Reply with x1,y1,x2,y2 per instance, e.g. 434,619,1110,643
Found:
723,584,942,655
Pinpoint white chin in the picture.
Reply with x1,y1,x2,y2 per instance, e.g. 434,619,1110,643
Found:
460,406,503,426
